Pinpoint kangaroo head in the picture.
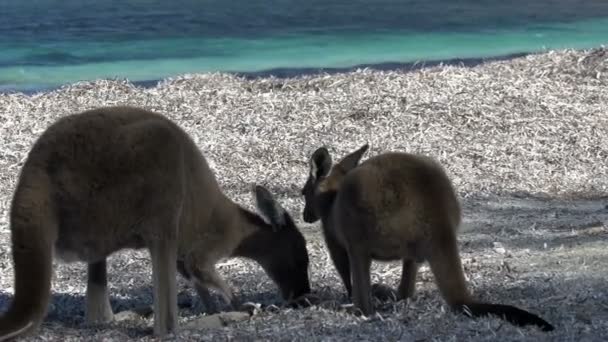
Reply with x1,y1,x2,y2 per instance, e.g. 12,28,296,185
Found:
301,144,369,223
251,185,311,300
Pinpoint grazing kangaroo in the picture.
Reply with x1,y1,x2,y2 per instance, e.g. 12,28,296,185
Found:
301,144,554,331
0,106,310,341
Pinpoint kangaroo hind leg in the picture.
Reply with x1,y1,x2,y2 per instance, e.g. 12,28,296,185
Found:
324,233,352,297
85,259,114,324
149,237,178,336
397,259,419,300
348,248,373,316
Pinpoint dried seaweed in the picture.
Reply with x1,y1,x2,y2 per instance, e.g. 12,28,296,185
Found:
0,47,607,341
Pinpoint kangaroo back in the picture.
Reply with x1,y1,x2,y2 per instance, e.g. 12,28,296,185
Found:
1,106,190,339
302,144,554,332
1,106,312,339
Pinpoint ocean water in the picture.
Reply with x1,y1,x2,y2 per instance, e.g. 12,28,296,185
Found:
1,0,608,93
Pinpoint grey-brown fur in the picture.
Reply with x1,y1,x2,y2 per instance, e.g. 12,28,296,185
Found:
301,144,553,331
0,106,310,340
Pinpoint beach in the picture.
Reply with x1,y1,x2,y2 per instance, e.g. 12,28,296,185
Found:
0,47,607,341
3,1,608,93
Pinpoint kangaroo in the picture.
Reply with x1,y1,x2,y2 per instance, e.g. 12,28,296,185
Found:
301,143,554,332
0,106,311,340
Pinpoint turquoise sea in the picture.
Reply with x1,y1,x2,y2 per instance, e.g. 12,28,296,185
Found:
1,0,608,93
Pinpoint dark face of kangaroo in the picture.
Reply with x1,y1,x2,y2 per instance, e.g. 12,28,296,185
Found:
301,147,331,223
301,145,368,223
235,186,311,301
260,213,311,300
301,143,554,332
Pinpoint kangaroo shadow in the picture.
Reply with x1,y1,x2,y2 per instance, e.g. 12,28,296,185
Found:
457,192,608,253
0,290,154,338
0,285,282,338
226,186,608,254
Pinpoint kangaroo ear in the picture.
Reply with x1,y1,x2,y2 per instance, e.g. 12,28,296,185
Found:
310,147,332,180
253,185,286,231
337,144,369,172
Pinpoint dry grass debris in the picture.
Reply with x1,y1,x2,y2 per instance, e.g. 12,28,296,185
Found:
0,47,607,341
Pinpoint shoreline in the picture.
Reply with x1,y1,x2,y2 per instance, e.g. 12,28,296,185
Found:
1,51,531,96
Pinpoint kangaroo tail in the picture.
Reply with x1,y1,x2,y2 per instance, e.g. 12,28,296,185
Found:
0,169,56,341
458,302,554,332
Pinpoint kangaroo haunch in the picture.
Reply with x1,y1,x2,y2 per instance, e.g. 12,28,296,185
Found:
0,106,311,340
301,144,554,332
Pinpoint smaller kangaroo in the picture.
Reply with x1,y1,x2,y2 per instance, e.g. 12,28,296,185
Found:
301,144,554,332
0,106,311,341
